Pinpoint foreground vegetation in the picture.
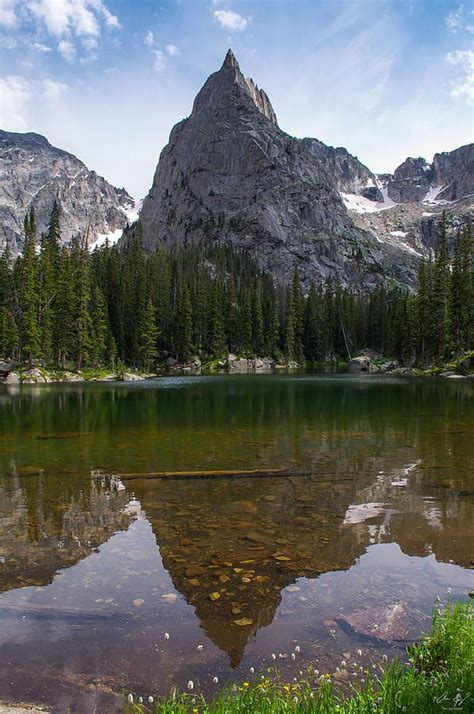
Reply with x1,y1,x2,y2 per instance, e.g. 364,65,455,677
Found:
0,206,472,371
123,600,473,713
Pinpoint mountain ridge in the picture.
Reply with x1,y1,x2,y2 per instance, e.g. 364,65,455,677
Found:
0,129,137,252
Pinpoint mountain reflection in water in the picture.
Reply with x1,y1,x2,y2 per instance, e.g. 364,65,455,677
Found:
0,375,473,712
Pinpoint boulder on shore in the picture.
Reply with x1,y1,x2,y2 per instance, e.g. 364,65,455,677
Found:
5,371,20,383
227,354,275,372
122,373,145,382
0,360,16,374
348,355,371,373
21,368,50,383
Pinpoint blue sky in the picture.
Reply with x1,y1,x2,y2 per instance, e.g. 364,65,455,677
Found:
1,0,473,197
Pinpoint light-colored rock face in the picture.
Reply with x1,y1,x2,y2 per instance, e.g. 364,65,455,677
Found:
302,138,382,201
139,50,419,289
432,144,474,201
0,130,135,253
379,144,473,205
385,157,432,203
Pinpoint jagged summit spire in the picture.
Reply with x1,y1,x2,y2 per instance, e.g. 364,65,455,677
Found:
222,48,239,70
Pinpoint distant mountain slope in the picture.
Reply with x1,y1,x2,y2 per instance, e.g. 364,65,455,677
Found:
0,130,137,252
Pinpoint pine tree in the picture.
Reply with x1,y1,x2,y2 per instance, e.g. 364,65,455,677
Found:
137,297,158,371
240,291,253,355
54,245,74,368
252,283,265,355
431,211,451,359
208,279,225,355
224,276,239,353
290,265,304,362
174,284,193,360
16,213,40,366
90,282,109,365
38,213,60,363
416,259,432,362
304,283,320,361
70,236,93,369
0,306,19,358
267,287,281,359
450,222,472,352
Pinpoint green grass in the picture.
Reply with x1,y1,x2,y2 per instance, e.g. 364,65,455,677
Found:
123,599,473,713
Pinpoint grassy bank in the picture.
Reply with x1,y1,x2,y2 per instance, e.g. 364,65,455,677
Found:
124,599,473,713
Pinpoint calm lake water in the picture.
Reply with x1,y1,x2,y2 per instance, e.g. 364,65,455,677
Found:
0,374,473,712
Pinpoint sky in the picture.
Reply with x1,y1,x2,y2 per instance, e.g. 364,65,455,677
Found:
0,0,473,198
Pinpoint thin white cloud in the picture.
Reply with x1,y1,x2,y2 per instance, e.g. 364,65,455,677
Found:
0,35,18,49
58,39,76,62
166,43,180,56
42,78,68,100
0,0,17,28
152,49,167,72
0,75,68,131
446,49,474,103
144,30,154,47
446,4,474,34
213,9,249,32
33,41,52,52
0,76,30,130
82,37,98,50
25,0,121,36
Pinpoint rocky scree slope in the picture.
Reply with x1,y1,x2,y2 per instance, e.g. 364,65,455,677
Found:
138,50,421,290
0,130,136,253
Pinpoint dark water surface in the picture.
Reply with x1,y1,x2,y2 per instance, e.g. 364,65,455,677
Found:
0,374,473,712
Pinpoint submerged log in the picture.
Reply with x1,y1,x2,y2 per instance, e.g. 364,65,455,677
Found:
116,467,301,481
0,603,129,621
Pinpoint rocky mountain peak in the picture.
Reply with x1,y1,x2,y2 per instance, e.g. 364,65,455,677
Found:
191,49,278,126
222,48,239,69
139,51,420,290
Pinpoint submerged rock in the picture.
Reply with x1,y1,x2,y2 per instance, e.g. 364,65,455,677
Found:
336,603,417,643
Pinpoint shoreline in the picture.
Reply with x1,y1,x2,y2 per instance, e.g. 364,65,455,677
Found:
1,350,473,385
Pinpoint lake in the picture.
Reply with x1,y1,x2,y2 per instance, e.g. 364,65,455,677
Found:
0,374,473,712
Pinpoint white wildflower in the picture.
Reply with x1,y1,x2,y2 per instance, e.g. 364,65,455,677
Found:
213,676,219,684
187,680,194,691
164,632,170,640
197,644,203,650
127,694,134,703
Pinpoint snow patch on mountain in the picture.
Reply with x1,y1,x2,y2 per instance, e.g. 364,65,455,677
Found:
340,191,396,214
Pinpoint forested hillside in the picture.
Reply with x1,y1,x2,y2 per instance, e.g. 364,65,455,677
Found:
0,205,472,371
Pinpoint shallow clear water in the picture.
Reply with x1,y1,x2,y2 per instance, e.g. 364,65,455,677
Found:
0,374,473,712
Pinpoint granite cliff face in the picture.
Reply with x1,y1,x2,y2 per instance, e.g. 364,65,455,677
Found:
139,50,419,289
381,144,474,204
432,144,474,201
301,138,383,201
0,130,136,253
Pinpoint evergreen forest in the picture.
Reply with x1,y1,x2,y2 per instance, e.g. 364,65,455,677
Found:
0,204,472,371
